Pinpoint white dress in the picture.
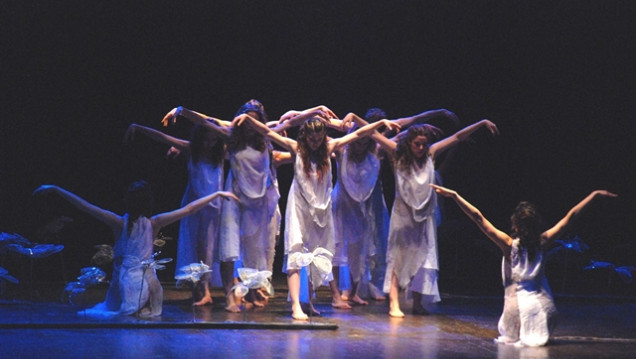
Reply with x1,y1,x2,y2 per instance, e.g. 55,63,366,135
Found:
219,146,279,272
285,155,334,270
497,239,557,346
174,159,223,284
332,149,387,291
86,216,162,317
383,157,440,303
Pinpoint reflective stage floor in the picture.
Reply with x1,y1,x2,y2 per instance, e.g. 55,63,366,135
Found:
1,283,635,359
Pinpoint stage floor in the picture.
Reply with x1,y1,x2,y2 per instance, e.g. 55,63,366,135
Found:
1,283,635,359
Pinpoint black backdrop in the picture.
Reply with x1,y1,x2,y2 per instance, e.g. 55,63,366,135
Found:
2,2,634,294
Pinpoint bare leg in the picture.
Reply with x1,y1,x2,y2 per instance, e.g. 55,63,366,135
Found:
221,261,241,313
288,269,308,320
330,280,352,309
350,280,368,306
192,280,213,306
388,271,404,318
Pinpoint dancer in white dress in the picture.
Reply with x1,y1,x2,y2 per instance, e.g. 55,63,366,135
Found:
124,123,227,306
32,181,238,317
431,184,616,346
163,100,291,312
331,109,461,305
371,119,499,317
235,113,401,320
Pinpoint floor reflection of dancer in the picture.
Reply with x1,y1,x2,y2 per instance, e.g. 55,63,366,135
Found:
331,108,460,305
33,182,237,317
235,112,400,320
431,184,617,346
371,119,498,317
164,100,290,312
124,122,228,306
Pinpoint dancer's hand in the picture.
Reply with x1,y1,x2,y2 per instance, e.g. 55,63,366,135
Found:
161,106,183,127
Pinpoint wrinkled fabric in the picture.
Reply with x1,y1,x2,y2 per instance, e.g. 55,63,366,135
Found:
175,160,223,285
285,155,334,256
220,147,280,272
497,239,557,347
85,216,162,317
383,157,440,303
332,149,388,290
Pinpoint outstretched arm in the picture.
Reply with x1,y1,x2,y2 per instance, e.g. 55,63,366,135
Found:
124,123,190,152
233,114,298,153
392,109,460,130
33,185,122,232
429,119,498,160
152,191,239,230
431,184,513,254
542,190,618,246
161,106,232,138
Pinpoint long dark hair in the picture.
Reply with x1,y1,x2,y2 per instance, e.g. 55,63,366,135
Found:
510,201,545,261
124,180,154,231
297,117,329,179
190,125,224,166
395,124,442,172
228,99,268,153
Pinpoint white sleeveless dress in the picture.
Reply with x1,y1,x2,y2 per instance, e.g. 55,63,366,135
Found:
86,216,162,317
285,155,334,267
383,157,440,303
332,149,384,285
497,239,557,346
219,146,279,272
174,159,223,284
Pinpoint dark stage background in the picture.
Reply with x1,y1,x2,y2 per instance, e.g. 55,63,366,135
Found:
2,2,635,296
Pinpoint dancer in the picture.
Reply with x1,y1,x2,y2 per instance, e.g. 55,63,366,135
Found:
331,109,461,305
124,123,228,306
370,119,498,317
235,113,401,320
163,100,292,312
33,181,238,317
431,184,617,346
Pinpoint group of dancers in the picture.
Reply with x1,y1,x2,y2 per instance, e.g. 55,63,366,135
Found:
33,99,616,347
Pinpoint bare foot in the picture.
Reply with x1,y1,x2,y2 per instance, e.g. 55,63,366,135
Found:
224,292,242,313
369,284,386,301
193,295,213,306
351,295,369,306
389,302,405,318
331,298,352,309
340,289,350,301
291,303,308,321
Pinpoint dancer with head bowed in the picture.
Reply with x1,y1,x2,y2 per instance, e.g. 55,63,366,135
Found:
124,122,228,306
369,119,499,317
33,181,238,317
235,112,401,320
163,100,296,312
431,184,617,346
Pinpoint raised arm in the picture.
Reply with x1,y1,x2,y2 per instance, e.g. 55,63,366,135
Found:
328,119,401,153
429,119,498,160
161,106,232,138
431,184,513,254
277,106,342,132
392,109,460,130
33,185,122,232
542,190,618,246
233,114,298,153
124,123,190,152
152,191,239,231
